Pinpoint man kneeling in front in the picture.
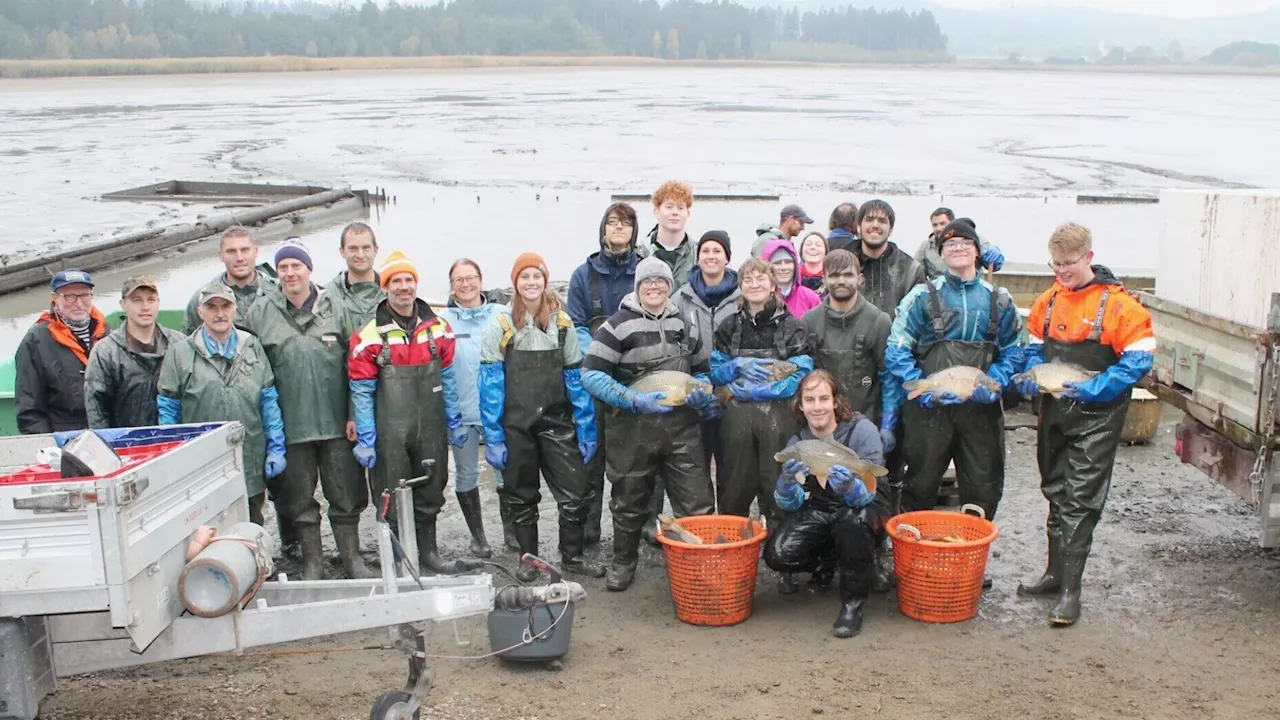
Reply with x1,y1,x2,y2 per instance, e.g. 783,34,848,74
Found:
765,369,888,638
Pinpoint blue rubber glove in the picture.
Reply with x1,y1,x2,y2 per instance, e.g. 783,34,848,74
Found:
485,441,508,471
579,440,597,465
782,458,810,478
970,385,1002,404
264,453,286,480
774,471,806,512
1014,372,1041,398
350,379,378,449
699,397,724,420
730,379,775,403
919,391,963,409
353,445,376,469
564,367,598,454
632,391,673,414
686,386,714,410
826,464,855,495
879,427,897,454
736,357,774,383
981,244,1005,272
259,386,287,458
830,466,874,509
447,425,468,448
1062,351,1153,403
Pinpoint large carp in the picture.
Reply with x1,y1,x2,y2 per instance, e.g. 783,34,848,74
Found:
773,438,888,493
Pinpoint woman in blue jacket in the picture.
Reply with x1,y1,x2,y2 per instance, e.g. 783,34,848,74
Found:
479,253,604,581
442,259,505,557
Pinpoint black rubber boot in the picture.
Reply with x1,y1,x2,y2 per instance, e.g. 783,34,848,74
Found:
1049,552,1086,626
778,573,799,595
333,524,376,579
833,596,866,639
806,560,836,596
456,489,492,559
640,483,664,546
415,517,450,575
513,523,541,583
1017,528,1063,596
606,530,641,591
276,506,299,558
871,539,896,593
499,501,519,552
248,492,266,528
559,523,606,578
297,522,325,581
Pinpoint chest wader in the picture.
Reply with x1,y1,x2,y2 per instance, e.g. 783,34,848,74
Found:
583,269,611,546
901,283,1006,520
498,317,604,579
1020,290,1128,625
716,323,800,524
604,348,715,591
373,331,450,574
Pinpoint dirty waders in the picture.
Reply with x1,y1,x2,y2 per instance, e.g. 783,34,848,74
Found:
373,346,450,575
279,438,373,579
1019,291,1129,626
605,357,715,591
717,349,798,526
500,333,604,581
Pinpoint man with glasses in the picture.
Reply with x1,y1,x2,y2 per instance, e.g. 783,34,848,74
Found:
886,219,1023,549
568,202,643,545
1015,222,1154,627
16,269,107,434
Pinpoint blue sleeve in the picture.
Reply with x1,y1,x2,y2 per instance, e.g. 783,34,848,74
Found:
563,367,598,447
566,265,592,328
709,349,737,386
350,378,377,448
878,369,903,427
768,354,814,399
157,395,182,426
441,364,463,430
1024,340,1045,370
582,368,636,412
574,326,593,353
986,296,1025,387
259,385,286,456
1076,350,1154,403
478,362,506,445
774,482,806,513
886,287,928,385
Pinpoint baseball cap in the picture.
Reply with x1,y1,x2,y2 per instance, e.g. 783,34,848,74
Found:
197,282,236,306
781,204,814,224
120,275,158,299
50,269,94,292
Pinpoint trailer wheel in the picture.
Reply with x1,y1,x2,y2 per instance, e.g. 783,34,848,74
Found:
369,690,420,720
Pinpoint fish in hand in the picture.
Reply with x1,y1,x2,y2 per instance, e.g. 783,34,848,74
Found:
1012,361,1099,398
902,366,1003,402
773,438,888,494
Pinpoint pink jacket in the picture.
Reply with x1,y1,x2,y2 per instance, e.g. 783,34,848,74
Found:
762,239,822,318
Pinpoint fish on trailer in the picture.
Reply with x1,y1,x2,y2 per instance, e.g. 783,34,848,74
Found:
773,438,888,494
1012,361,1099,398
901,365,1003,402
657,514,703,544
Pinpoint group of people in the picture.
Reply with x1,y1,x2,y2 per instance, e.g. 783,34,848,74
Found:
13,180,1156,639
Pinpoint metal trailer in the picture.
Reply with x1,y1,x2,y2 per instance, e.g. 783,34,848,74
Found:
0,423,580,720
1138,291,1280,547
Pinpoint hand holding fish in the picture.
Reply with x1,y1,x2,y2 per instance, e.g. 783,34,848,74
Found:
781,458,810,481
826,464,854,494
970,384,1002,404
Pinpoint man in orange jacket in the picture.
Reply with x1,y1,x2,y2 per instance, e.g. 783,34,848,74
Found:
1014,222,1155,627
16,269,107,434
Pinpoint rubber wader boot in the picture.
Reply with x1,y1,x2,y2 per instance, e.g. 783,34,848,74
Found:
499,501,519,552
1017,529,1063,596
333,524,376,579
248,492,266,528
513,524,541,583
415,517,450,575
778,573,799,595
872,539,896,593
1049,552,1086,626
806,557,837,595
559,523,606,578
606,530,641,591
832,578,867,639
276,507,299,557
298,523,325,581
456,489,492,559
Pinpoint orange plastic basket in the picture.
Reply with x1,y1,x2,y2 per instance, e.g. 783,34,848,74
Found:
656,515,769,627
885,504,999,624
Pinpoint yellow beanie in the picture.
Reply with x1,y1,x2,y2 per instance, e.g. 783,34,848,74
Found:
379,249,418,288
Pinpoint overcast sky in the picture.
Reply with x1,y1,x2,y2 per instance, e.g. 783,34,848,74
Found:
933,0,1276,17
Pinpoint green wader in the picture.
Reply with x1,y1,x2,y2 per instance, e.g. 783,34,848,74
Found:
372,336,449,529
900,283,1006,520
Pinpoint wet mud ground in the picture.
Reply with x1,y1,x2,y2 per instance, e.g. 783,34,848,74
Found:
40,407,1280,719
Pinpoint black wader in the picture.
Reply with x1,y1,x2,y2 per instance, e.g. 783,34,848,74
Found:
583,269,610,545
1023,290,1128,624
901,283,1006,519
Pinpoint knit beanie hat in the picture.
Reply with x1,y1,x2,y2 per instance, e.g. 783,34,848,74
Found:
510,252,549,288
274,237,313,271
697,230,732,261
379,249,419,288
936,218,980,252
634,256,675,294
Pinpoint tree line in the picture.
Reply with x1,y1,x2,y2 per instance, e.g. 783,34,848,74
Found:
0,0,950,62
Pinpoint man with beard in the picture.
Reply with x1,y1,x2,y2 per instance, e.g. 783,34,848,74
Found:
568,202,642,545
853,200,926,318
183,226,277,334
750,204,815,258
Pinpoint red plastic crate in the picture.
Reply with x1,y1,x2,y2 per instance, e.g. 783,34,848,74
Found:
0,440,185,487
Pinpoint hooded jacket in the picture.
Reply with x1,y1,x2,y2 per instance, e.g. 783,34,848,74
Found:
85,323,184,429
751,223,788,258
182,264,279,335
762,238,822,319
442,293,502,427
636,225,696,292
568,210,641,349
855,241,925,319
676,267,741,367
15,308,108,434
327,270,386,336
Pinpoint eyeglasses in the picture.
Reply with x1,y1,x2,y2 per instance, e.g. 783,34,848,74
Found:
451,275,480,286
1047,256,1084,271
741,275,773,289
56,291,93,303
638,278,668,289
941,240,972,251
605,218,633,228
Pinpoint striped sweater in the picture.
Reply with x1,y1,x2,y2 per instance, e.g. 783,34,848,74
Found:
583,292,704,384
